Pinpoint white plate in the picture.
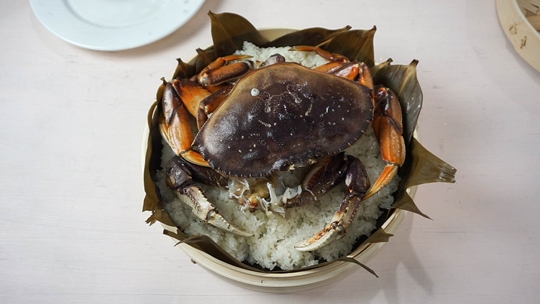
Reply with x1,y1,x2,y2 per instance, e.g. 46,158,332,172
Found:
30,0,205,51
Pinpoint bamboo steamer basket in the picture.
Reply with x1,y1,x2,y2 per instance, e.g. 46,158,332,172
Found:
142,22,456,293
497,0,540,72
160,207,410,293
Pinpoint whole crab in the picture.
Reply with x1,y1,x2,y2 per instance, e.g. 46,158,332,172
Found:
159,46,405,251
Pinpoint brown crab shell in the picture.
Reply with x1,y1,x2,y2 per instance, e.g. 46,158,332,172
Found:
142,11,456,288
194,63,374,178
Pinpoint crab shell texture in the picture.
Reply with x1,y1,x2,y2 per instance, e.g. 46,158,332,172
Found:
194,63,374,177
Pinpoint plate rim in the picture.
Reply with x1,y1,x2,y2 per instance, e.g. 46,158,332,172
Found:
29,0,205,51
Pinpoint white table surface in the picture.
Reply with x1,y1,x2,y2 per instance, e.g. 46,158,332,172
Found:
2,0,539,303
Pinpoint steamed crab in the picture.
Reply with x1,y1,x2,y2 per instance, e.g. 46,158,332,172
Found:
159,46,405,251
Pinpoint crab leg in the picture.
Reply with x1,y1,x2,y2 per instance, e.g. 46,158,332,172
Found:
292,45,359,79
295,156,370,251
357,62,374,90
332,62,360,80
159,80,210,167
166,156,252,237
314,61,360,80
196,85,233,129
198,54,252,86
284,153,348,208
290,45,350,62
172,78,212,117
364,87,406,200
159,80,195,156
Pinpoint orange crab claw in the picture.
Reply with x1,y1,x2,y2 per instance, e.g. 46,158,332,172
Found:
160,80,210,168
159,81,195,156
198,54,252,86
172,79,211,117
364,87,405,200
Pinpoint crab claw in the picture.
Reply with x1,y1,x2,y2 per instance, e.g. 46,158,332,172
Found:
198,54,253,86
364,87,406,200
159,79,211,168
181,185,253,237
364,165,399,200
295,156,370,251
159,80,194,157
166,156,253,237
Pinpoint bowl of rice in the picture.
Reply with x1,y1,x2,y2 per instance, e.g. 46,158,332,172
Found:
142,12,456,293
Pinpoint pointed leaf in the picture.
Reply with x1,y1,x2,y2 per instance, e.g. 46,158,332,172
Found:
194,47,217,75
172,58,195,80
336,256,379,278
264,26,352,48
142,101,160,212
370,58,392,77
404,138,457,187
209,11,269,57
146,209,176,227
177,234,268,272
324,27,376,67
364,227,394,243
393,191,431,219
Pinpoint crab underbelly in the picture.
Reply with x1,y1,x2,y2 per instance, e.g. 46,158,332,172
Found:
194,63,373,177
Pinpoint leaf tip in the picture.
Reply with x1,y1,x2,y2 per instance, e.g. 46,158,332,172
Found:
439,164,457,183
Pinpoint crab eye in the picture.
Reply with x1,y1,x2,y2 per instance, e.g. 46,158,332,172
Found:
251,88,260,96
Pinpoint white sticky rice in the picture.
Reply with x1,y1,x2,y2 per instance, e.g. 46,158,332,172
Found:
156,42,400,271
